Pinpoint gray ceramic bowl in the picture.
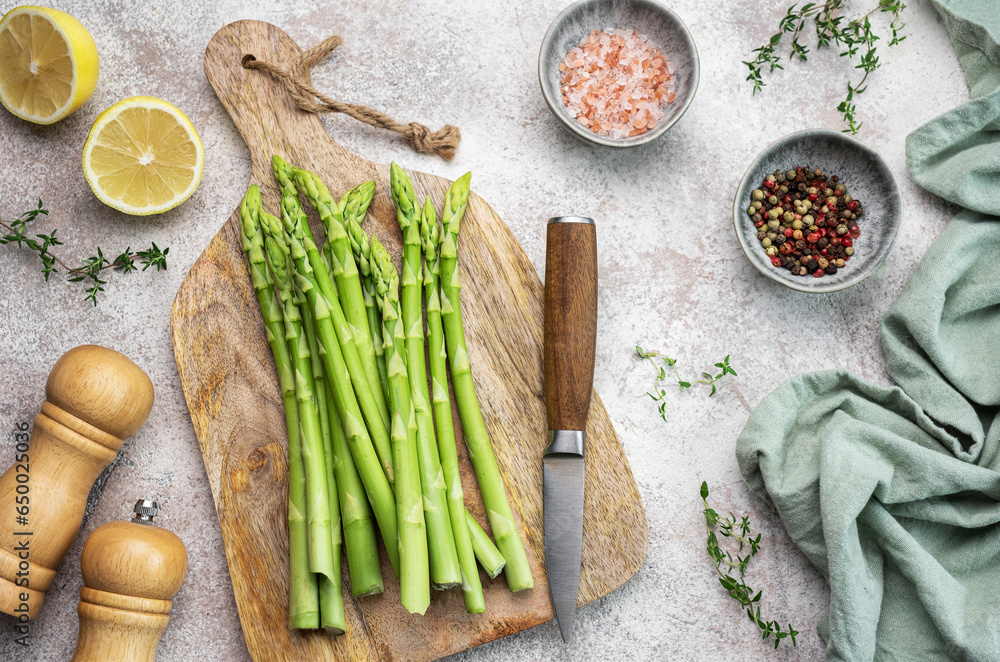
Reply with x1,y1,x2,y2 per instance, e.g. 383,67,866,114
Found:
538,0,699,147
733,129,902,294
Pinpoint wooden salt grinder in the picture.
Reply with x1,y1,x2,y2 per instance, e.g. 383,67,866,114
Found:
72,500,187,662
0,345,154,620
72,500,187,661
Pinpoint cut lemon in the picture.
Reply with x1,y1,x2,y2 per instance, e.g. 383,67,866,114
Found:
0,6,99,124
83,96,204,215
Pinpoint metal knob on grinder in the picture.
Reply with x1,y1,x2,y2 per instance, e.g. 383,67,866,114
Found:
71,499,188,662
133,499,159,525
0,345,154,621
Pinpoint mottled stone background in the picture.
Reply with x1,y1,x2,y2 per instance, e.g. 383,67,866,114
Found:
0,0,966,660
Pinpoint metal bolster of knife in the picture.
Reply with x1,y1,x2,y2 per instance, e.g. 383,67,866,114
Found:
544,429,585,457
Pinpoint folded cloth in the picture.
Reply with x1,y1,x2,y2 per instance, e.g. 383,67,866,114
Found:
736,1,1000,660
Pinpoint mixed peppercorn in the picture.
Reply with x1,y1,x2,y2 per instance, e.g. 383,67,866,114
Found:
747,166,863,278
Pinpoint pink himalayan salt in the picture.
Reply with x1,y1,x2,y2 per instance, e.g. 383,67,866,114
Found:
558,29,676,139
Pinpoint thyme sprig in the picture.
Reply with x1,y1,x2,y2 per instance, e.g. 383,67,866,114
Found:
636,346,737,421
0,200,170,305
743,0,907,133
701,482,798,649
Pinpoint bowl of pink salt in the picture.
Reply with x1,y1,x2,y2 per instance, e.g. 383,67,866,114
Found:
539,0,699,148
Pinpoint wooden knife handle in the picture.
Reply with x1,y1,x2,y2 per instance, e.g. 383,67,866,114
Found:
544,218,597,432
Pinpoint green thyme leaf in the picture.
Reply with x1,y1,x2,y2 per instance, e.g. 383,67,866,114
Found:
744,0,907,133
0,200,170,305
702,482,798,649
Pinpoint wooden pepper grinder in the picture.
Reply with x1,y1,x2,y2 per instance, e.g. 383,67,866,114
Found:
72,500,187,662
0,345,154,620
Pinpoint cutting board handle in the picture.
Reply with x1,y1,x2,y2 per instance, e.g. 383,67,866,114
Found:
204,20,359,187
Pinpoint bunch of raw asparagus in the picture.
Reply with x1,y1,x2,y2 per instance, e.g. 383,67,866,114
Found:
239,156,532,632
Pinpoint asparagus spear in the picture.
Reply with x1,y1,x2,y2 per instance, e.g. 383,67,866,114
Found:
299,291,346,634
438,173,534,592
390,164,462,591
273,156,395,487
325,382,384,596
420,197,484,614
306,190,384,595
341,183,391,407
239,188,318,629
258,212,338,585
293,169,391,434
327,188,395,596
274,182,401,576
419,193,484,611
465,510,507,579
371,238,430,615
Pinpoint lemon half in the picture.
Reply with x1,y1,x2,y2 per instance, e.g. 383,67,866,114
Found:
83,96,204,215
0,6,99,124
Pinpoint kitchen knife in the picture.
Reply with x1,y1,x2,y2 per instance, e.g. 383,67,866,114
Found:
543,216,597,644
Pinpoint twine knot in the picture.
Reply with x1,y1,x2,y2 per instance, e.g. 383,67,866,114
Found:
404,122,460,162
244,35,460,161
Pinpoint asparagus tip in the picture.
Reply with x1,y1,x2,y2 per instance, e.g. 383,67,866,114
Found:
272,153,290,171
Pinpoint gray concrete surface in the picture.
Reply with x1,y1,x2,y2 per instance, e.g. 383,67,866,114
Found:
0,0,968,659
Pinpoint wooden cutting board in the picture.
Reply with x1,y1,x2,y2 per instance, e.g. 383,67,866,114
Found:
169,20,646,662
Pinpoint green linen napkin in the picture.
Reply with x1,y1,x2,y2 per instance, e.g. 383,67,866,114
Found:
735,1,1000,660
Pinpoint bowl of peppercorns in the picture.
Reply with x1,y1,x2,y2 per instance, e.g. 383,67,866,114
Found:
733,129,902,293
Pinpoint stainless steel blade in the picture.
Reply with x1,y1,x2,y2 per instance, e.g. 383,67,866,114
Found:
543,454,585,643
